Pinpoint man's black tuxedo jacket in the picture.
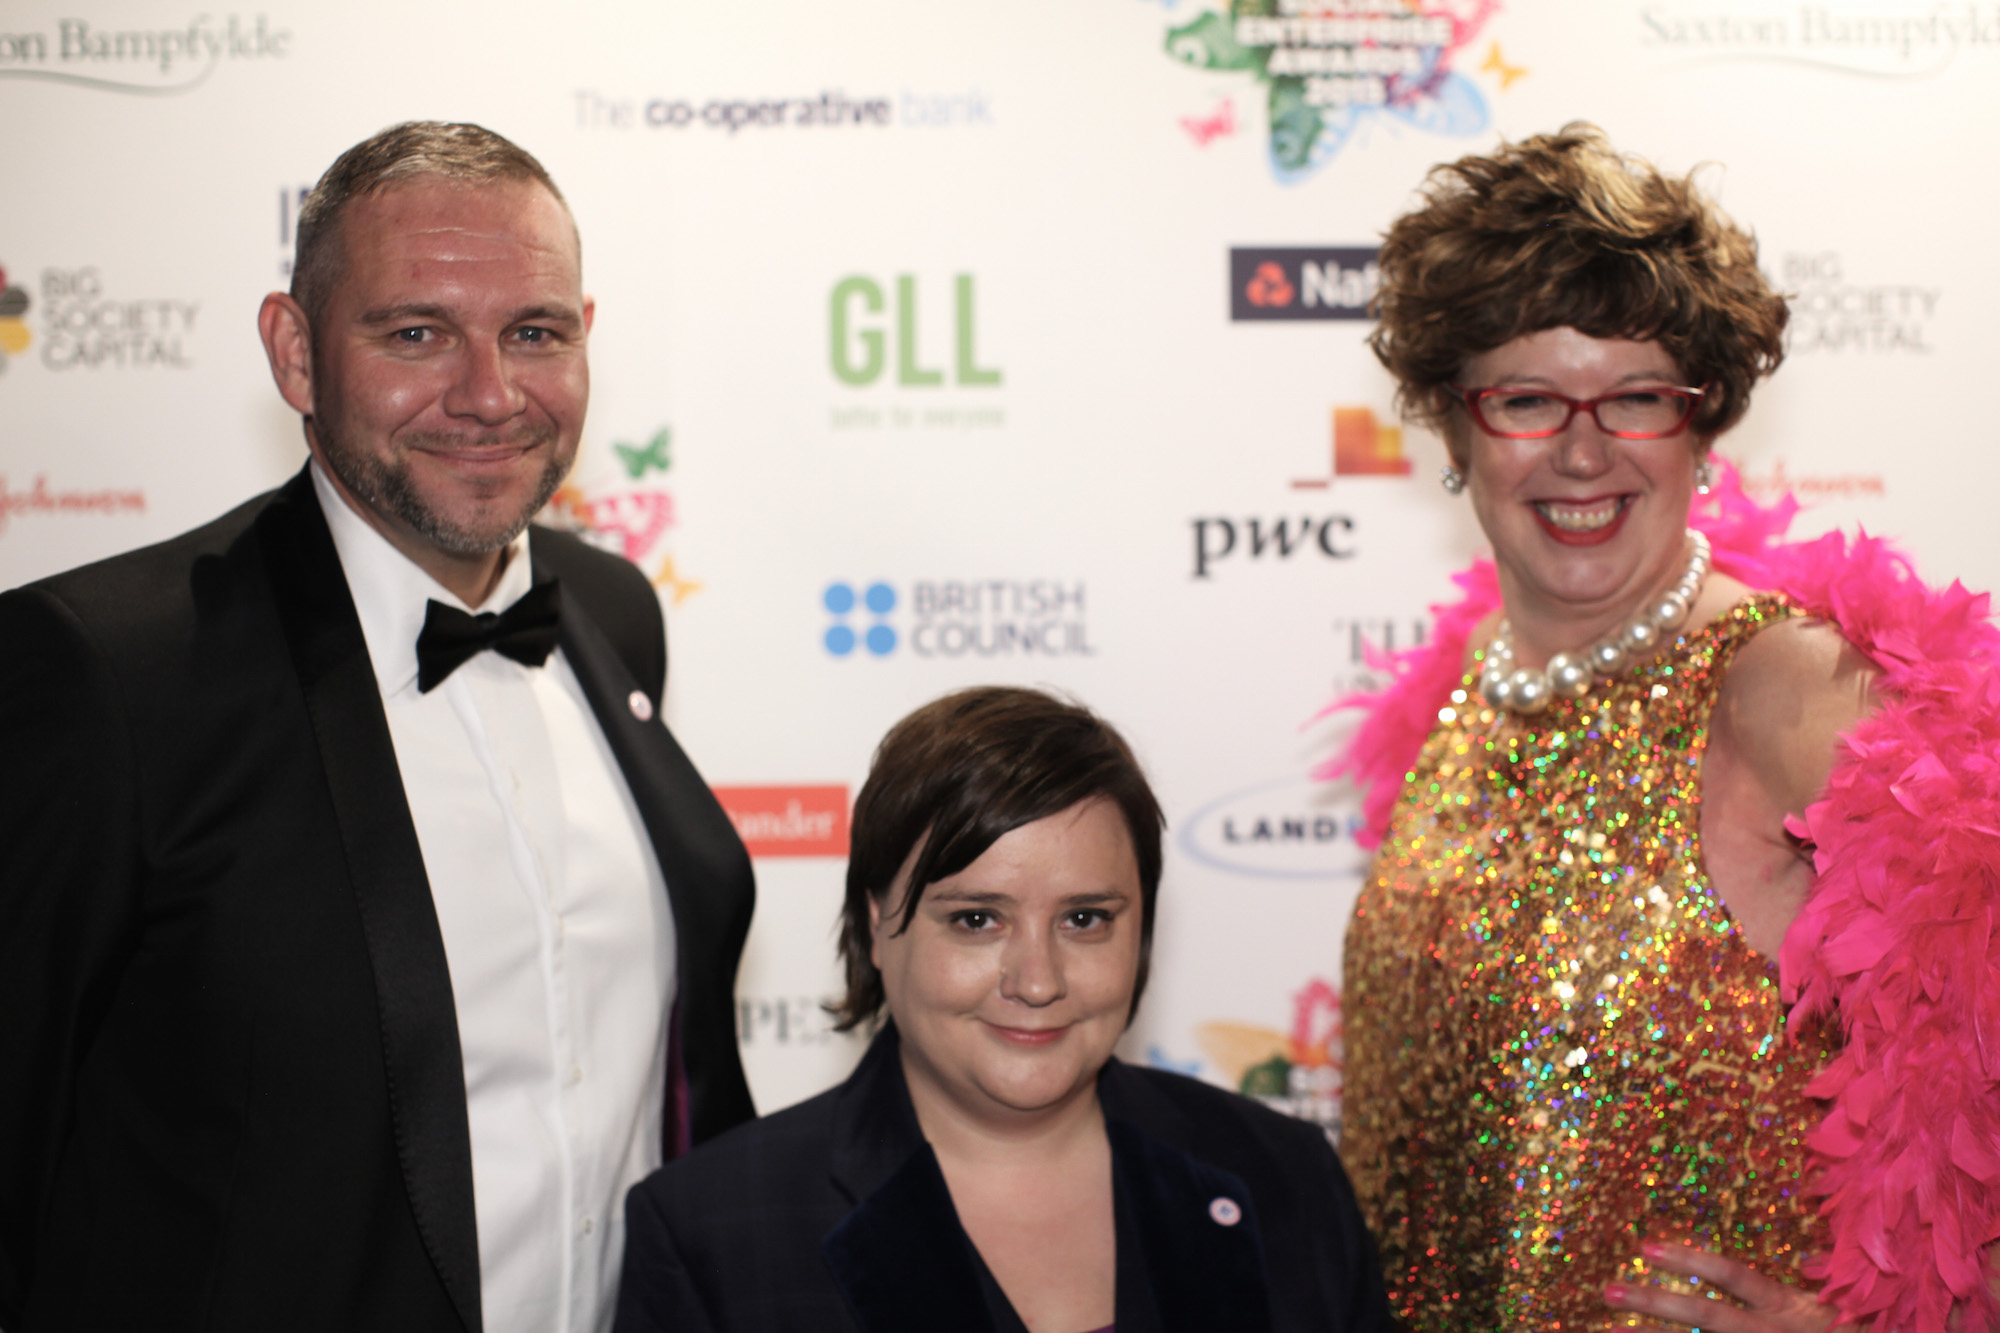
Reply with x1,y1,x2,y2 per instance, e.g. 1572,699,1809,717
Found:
614,1026,1394,1333
0,469,757,1333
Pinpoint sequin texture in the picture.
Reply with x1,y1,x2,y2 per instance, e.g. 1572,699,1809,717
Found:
1341,595,1836,1331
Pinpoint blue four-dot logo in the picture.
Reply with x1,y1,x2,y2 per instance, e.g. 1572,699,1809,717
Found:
824,581,898,657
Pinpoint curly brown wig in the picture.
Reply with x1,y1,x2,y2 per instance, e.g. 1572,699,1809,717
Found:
1369,123,1787,452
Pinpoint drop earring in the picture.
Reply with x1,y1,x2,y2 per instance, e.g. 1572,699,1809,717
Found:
1440,465,1466,496
1695,458,1715,495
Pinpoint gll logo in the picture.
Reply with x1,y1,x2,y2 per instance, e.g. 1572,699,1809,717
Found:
823,581,898,657
0,264,31,374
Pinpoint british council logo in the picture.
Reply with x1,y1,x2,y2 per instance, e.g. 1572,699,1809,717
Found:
823,581,898,657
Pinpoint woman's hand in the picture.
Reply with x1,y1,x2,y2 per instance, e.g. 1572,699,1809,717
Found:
1602,1241,1843,1332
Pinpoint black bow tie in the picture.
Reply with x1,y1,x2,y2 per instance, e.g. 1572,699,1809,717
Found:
415,580,562,693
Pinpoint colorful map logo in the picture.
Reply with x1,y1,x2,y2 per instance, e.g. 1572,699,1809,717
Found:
0,264,32,374
1165,1,1501,181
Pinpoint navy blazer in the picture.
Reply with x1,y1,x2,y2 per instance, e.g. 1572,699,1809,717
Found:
616,1026,1393,1333
0,468,756,1333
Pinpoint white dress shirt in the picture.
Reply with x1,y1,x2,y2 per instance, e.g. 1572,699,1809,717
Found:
313,463,676,1333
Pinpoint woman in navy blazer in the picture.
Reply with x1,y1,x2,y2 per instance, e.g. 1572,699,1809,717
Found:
616,687,1393,1333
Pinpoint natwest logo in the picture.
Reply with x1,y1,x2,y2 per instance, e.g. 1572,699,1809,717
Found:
1229,247,1379,321
711,785,849,859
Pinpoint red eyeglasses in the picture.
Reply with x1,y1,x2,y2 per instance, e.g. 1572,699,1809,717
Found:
1451,383,1707,440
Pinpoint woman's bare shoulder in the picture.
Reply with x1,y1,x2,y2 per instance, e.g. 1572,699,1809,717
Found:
1713,613,1879,813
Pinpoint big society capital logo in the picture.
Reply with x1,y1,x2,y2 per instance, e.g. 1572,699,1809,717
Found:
0,262,202,372
821,579,1095,659
0,15,289,93
0,266,31,373
1164,1,1502,182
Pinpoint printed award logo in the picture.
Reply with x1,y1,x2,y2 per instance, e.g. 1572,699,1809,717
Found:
1163,2,1504,181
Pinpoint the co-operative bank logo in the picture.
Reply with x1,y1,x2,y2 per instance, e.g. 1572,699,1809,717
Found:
823,581,899,657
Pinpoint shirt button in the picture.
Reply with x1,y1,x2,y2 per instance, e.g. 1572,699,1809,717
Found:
581,1217,594,1235
570,1066,584,1085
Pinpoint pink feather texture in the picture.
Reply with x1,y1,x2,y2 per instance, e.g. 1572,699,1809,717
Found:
1319,461,2000,1330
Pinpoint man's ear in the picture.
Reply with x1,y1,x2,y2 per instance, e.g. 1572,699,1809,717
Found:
258,292,315,418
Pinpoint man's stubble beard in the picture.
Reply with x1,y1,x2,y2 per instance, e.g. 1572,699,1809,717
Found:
312,407,573,556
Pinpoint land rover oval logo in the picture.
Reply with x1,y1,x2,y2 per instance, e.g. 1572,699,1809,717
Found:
1178,775,1370,881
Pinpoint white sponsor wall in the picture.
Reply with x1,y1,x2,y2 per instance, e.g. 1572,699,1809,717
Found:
4,0,1996,1121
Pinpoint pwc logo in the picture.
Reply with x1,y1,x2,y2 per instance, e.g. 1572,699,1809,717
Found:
1229,247,1379,321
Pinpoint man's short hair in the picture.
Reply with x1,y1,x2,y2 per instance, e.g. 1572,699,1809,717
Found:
290,121,569,330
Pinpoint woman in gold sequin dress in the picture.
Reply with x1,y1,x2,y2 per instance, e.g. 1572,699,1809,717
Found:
1332,127,1894,1333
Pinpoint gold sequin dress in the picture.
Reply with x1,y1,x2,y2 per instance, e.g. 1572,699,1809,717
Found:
1341,594,1837,1331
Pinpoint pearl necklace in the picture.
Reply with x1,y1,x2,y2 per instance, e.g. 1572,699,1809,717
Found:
1479,530,1711,714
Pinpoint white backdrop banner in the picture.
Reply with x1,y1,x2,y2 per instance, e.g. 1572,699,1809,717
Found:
3,0,1995,1119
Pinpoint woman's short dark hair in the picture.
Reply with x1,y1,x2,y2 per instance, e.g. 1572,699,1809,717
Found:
1369,122,1788,452
830,686,1165,1032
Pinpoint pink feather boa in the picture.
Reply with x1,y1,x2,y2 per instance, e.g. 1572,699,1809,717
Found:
1318,463,2000,1332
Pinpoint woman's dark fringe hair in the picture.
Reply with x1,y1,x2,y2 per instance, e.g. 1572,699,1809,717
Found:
829,686,1165,1033
1369,122,1788,448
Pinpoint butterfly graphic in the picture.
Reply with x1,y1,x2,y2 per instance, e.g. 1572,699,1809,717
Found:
612,427,672,480
1180,98,1236,147
1481,41,1527,90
